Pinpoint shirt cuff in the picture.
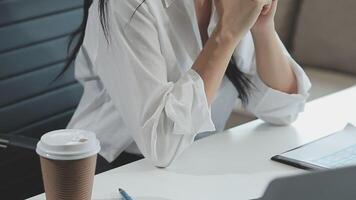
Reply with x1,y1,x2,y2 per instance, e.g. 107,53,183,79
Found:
165,69,216,135
248,56,311,115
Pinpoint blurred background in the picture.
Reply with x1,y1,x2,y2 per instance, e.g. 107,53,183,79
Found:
0,0,355,199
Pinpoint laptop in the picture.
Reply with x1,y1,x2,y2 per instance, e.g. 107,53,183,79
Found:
254,165,356,200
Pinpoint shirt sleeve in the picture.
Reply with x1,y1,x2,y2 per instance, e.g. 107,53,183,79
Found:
93,1,215,167
234,32,312,125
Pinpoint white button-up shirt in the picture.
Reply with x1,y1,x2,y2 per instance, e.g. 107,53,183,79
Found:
67,0,311,167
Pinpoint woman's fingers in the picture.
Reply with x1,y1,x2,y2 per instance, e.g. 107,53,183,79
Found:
261,4,272,15
260,0,277,15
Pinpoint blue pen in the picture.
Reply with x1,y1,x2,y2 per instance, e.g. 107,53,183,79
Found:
119,188,134,200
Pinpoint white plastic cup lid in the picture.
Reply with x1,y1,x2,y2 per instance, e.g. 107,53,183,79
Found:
36,129,101,160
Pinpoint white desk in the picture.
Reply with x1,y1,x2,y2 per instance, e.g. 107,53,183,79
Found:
29,86,356,200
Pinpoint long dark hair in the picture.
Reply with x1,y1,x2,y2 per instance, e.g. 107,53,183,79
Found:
61,0,252,103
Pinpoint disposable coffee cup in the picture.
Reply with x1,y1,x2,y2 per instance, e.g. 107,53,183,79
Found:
36,129,100,200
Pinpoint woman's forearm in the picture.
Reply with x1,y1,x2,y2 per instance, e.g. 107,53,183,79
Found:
192,25,244,105
252,29,298,94
193,0,275,104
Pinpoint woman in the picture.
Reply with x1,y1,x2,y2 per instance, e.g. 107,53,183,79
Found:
66,0,311,168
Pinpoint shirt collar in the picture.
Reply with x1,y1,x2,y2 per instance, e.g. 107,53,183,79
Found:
163,0,177,8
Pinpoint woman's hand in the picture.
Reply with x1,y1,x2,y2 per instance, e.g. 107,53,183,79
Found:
214,0,272,38
251,0,278,34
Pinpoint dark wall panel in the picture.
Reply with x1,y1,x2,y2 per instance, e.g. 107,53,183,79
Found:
0,9,83,52
0,36,71,79
0,84,82,133
0,0,84,136
9,109,76,138
0,62,76,107
0,0,83,26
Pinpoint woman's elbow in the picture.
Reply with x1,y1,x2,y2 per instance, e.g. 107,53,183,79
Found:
152,158,172,168
260,114,298,126
144,137,182,168
147,151,176,168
